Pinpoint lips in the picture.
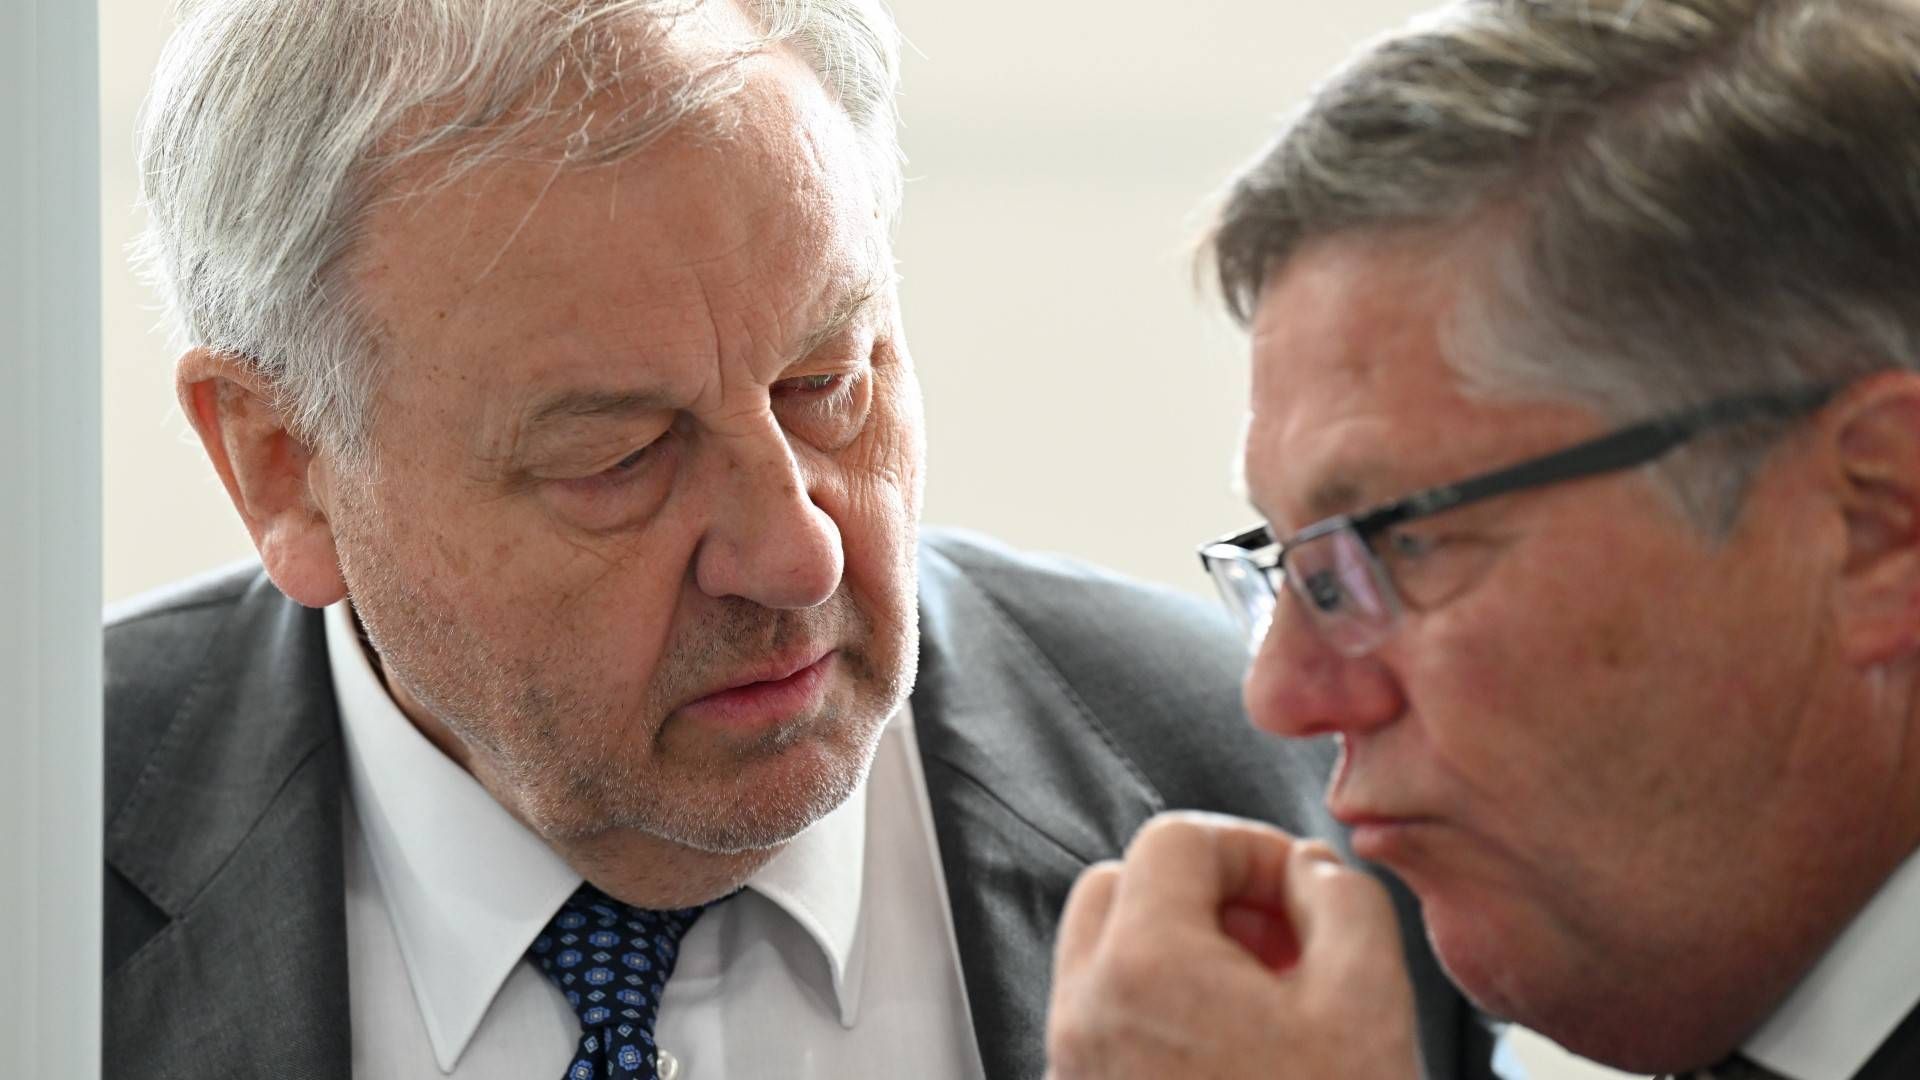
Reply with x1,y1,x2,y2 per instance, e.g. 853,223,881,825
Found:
1330,802,1439,863
1330,802,1423,827
1328,742,1437,842
695,647,834,699
674,648,838,733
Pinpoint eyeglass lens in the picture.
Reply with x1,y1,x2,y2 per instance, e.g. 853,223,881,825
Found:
1283,525,1399,658
1205,551,1277,652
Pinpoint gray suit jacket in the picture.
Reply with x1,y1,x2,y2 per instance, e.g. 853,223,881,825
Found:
103,529,1497,1079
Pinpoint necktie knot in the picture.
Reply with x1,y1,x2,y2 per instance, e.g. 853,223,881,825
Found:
528,882,713,1080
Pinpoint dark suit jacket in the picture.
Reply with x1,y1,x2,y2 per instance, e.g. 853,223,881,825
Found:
104,529,1498,1079
1857,1007,1920,1080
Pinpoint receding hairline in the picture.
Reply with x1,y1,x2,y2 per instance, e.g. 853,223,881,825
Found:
134,0,905,462
362,3,789,210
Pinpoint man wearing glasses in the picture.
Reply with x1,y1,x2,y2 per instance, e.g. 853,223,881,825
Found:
1047,1,1920,1079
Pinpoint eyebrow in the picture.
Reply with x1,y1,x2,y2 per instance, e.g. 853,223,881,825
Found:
1249,468,1405,537
524,389,677,429
1303,475,1370,520
520,274,889,433
789,275,885,367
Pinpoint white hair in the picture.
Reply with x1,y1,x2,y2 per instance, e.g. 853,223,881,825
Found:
135,0,903,463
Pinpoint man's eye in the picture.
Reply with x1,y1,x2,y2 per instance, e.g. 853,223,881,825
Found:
604,445,651,475
1302,569,1349,613
773,368,873,452
778,373,843,396
1385,529,1441,561
555,435,669,493
543,433,679,532
1376,528,1501,611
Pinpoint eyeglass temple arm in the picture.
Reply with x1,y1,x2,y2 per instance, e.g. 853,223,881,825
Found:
1352,385,1837,535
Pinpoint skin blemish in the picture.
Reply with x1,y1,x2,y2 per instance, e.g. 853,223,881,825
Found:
435,531,473,576
1597,634,1628,671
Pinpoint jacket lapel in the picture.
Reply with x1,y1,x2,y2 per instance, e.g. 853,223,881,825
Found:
910,543,1163,1080
105,574,350,1080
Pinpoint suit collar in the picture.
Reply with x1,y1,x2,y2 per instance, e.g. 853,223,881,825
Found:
1745,847,1920,1080
104,571,350,1080
909,540,1163,1080
910,541,1164,862
1853,1001,1920,1080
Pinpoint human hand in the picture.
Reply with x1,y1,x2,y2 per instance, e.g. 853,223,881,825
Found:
1045,812,1420,1080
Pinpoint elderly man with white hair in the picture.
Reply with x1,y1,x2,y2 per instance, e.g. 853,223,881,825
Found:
102,2,1501,1079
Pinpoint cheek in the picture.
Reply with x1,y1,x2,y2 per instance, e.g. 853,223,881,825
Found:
1405,551,1672,813
863,365,925,499
837,367,922,513
1410,522,1799,845
367,474,686,685
825,375,924,617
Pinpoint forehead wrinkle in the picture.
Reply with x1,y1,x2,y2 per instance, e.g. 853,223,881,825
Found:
1247,413,1399,530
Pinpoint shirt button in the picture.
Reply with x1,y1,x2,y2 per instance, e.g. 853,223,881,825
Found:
658,1049,681,1080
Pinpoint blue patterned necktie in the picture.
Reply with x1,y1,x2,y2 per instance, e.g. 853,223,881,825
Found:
528,882,714,1080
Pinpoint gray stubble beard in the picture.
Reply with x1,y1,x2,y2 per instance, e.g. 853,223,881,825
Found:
335,504,920,855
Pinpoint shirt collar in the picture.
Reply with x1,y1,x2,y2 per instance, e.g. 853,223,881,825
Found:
1742,845,1920,1080
324,601,874,1070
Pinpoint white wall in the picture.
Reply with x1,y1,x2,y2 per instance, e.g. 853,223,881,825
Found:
97,2,1638,1077
898,1,1414,592
3,0,103,1076
102,0,256,602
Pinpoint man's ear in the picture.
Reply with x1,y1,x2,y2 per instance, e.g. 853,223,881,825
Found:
177,348,349,608
1829,373,1920,665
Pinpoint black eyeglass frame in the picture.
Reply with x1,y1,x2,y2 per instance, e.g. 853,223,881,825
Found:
1199,383,1841,634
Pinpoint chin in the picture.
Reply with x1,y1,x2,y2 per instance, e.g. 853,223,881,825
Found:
1423,892,1680,1073
664,732,879,854
595,697,892,853
1418,880,1558,1028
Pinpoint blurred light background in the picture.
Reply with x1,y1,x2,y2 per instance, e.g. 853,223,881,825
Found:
100,2,1638,1076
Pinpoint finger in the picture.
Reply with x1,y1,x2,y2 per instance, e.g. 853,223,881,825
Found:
1054,861,1123,978
1281,841,1402,972
1220,900,1302,970
1109,811,1298,929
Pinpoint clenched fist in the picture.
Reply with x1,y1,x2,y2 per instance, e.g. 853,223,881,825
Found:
1046,812,1421,1080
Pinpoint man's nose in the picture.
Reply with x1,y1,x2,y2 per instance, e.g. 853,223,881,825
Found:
692,423,844,610
1242,594,1405,741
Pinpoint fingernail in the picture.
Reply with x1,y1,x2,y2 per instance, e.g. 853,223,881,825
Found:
1296,842,1343,866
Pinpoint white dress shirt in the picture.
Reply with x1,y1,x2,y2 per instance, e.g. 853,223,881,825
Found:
1742,847,1920,1080
325,602,987,1079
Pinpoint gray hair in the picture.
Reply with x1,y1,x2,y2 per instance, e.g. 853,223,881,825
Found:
135,0,903,464
1208,0,1920,524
